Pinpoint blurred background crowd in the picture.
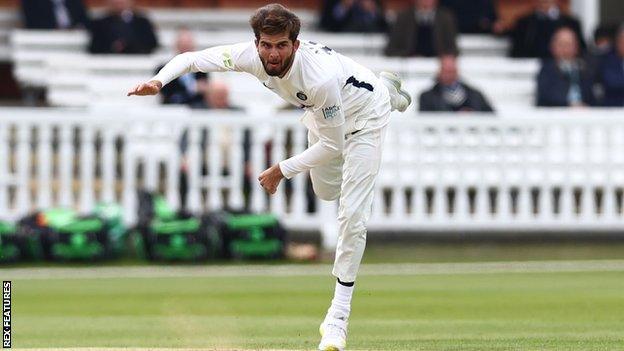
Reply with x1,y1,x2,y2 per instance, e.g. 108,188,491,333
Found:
0,0,622,111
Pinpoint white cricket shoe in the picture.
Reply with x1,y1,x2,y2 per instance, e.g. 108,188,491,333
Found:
380,71,412,112
318,317,348,351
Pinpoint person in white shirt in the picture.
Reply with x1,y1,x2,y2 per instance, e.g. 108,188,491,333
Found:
128,4,411,351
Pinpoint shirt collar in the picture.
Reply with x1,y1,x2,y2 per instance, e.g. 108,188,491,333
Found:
121,9,134,23
439,80,461,90
537,6,560,20
415,9,436,24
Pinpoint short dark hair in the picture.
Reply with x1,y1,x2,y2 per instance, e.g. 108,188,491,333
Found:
593,24,617,42
249,3,301,42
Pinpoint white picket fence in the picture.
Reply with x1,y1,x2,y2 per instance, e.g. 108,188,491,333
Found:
1,107,624,248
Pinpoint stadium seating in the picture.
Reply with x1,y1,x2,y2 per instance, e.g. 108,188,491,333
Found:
38,56,535,109
9,26,531,109
4,4,516,109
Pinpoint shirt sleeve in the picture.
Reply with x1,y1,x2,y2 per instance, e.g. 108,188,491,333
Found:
279,79,345,179
152,41,259,86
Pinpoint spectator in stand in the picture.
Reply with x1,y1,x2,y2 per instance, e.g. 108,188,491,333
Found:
157,28,208,108
592,24,618,56
599,25,624,107
509,0,585,59
319,0,387,33
203,80,240,111
88,0,158,54
536,27,595,107
21,0,90,29
419,54,494,113
439,0,499,34
586,24,618,105
385,0,458,57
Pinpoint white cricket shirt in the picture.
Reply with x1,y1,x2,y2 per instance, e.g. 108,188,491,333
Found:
152,39,391,179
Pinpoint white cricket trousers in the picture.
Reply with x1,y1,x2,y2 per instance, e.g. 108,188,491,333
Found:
308,124,387,283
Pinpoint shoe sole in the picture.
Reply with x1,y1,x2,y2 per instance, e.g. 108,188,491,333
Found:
380,71,412,109
319,324,344,351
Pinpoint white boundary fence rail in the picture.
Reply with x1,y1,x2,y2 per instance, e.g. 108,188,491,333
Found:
1,107,624,247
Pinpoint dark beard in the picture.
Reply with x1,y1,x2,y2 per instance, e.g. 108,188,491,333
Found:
261,52,295,77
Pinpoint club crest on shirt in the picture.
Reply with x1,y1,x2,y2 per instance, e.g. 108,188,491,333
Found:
296,91,308,101
322,105,341,120
222,50,234,70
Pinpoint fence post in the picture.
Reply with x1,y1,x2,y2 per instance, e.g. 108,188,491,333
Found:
16,124,30,215
0,125,7,215
186,127,202,213
36,124,52,209
58,125,73,208
101,128,116,203
79,126,95,213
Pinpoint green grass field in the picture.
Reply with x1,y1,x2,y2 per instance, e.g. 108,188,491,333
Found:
7,260,624,351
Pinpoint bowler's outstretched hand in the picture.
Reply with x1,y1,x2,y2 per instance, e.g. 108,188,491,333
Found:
127,80,162,96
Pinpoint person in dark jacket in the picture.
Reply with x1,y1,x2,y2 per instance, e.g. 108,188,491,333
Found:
585,24,618,105
157,28,208,107
419,54,494,112
599,25,624,107
537,27,595,107
592,24,618,56
21,0,90,29
509,0,585,59
319,0,387,33
88,0,158,54
385,0,458,57
439,0,498,34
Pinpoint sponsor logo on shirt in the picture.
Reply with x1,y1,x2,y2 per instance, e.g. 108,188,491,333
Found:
322,105,341,120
